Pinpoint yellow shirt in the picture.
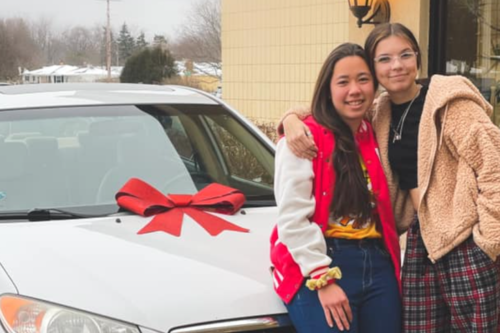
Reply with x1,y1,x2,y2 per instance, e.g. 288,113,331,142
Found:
324,157,382,239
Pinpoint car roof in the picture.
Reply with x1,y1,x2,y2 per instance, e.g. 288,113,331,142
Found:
0,83,218,110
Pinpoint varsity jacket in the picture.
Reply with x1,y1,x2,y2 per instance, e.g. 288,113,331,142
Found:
270,117,401,303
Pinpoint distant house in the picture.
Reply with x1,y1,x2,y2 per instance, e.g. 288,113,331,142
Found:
21,65,123,84
20,62,222,95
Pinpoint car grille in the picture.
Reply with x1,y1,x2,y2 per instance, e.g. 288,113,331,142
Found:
169,315,296,333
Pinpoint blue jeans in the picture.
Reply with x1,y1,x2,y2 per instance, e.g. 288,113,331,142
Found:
286,238,402,333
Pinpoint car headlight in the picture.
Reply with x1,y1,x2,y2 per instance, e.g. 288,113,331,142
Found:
0,295,140,333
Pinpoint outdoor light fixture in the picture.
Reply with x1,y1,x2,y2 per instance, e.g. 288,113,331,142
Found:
348,0,391,28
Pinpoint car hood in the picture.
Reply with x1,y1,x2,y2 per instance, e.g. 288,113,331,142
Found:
0,207,285,332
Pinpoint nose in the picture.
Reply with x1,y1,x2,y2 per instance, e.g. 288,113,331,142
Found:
391,56,403,69
348,82,362,95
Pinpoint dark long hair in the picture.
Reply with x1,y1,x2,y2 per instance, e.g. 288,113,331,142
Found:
311,43,376,224
364,23,422,76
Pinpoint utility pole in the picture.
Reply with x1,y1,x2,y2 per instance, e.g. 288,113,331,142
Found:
98,0,121,81
106,0,111,81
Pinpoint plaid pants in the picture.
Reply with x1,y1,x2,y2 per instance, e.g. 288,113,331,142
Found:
402,219,500,332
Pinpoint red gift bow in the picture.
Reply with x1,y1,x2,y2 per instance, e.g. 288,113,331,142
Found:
115,178,249,236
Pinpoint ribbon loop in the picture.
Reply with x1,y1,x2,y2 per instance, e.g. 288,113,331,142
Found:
116,178,249,237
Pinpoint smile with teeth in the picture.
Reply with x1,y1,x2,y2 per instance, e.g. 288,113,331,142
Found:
346,100,364,106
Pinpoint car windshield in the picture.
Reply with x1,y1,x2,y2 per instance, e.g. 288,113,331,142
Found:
0,104,275,215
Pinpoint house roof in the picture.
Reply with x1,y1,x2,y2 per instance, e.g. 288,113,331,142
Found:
22,65,122,77
22,61,222,79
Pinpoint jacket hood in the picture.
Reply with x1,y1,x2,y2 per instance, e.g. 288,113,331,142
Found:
425,75,493,117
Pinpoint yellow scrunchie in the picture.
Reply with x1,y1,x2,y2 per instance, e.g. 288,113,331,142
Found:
305,267,342,291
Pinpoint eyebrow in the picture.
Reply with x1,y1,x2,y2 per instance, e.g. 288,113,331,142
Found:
376,48,413,56
333,72,371,79
399,48,413,53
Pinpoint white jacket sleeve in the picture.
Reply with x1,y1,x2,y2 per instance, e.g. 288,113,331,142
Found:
274,139,331,277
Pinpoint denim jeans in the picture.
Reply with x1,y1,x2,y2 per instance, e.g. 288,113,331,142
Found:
286,238,402,333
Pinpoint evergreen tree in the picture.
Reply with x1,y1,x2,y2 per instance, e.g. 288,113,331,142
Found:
153,34,168,49
135,32,148,52
117,23,135,65
120,46,177,84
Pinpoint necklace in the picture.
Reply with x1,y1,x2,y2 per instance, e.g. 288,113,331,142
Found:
391,87,421,143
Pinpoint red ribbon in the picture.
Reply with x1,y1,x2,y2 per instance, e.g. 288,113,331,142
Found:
115,178,249,236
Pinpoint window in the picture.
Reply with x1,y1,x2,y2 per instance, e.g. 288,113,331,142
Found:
53,76,65,83
431,0,500,126
205,116,274,187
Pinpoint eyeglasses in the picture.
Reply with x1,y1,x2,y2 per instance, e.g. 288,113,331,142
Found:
373,51,418,65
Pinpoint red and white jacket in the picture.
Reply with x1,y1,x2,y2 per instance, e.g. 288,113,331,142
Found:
270,116,401,303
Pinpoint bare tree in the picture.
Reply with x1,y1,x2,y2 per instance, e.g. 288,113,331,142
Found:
0,18,40,81
172,0,221,80
46,37,67,66
30,17,53,64
89,24,106,65
61,25,102,65
99,26,119,67
0,20,17,80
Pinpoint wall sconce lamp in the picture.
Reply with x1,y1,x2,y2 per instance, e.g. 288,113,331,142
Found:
348,0,391,28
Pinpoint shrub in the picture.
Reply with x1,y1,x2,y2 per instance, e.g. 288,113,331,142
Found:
253,120,278,143
120,46,177,84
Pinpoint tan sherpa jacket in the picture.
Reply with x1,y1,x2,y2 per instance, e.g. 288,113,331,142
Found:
279,74,500,262
372,75,500,262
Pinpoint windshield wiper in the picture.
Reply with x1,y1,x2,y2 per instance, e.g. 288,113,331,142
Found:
243,194,276,207
0,208,105,221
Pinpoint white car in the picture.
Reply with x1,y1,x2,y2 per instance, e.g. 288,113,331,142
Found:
0,84,293,333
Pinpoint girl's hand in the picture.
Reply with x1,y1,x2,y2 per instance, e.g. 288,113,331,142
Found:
283,114,318,160
318,283,352,331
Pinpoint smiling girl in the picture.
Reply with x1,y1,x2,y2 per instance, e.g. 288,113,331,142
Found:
270,43,401,333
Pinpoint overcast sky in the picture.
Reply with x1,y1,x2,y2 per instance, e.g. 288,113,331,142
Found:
2,0,199,41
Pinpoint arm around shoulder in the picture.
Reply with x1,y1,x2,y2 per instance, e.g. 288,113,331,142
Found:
276,106,317,160
276,105,312,136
